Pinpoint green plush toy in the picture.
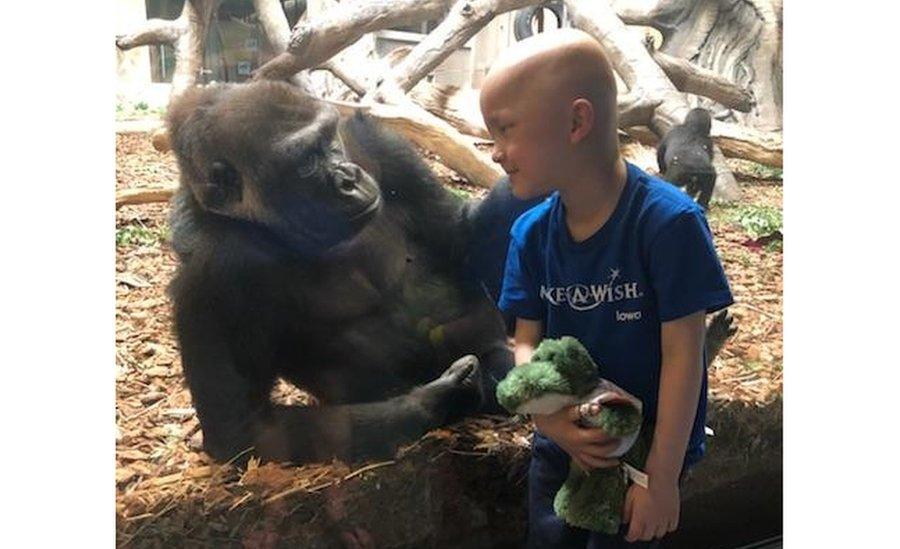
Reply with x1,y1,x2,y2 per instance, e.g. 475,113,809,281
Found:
496,336,651,534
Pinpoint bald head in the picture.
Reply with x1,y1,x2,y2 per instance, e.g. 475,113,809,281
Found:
481,28,618,137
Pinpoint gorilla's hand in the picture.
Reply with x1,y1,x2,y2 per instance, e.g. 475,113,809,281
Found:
412,355,485,425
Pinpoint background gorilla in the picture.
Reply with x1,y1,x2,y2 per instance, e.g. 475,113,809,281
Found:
657,108,717,209
166,81,513,465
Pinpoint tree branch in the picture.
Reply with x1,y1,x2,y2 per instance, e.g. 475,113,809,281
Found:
116,19,184,49
382,0,539,95
254,0,456,81
651,49,754,112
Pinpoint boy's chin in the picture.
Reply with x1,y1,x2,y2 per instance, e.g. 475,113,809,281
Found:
509,176,544,200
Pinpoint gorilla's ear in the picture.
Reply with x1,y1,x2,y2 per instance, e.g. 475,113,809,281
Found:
337,113,383,182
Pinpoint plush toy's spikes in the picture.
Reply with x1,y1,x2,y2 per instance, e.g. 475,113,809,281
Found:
496,361,575,413
531,336,599,397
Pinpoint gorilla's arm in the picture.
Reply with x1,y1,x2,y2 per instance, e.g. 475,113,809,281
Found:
656,132,670,174
173,238,484,464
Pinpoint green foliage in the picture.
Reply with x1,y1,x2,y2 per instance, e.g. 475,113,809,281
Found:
116,100,166,121
116,223,167,248
447,186,474,201
743,162,783,180
734,204,782,240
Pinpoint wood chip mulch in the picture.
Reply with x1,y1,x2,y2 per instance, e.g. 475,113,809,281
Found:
115,131,782,540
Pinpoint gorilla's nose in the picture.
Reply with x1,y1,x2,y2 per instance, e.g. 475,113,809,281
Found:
333,162,361,194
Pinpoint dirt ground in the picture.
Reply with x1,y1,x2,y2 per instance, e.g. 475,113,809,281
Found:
115,130,782,544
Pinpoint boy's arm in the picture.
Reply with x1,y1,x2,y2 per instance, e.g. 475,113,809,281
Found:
512,316,622,471
624,309,706,542
646,310,706,483
513,317,542,366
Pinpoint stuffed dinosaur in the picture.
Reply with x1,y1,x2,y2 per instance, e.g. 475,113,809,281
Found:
496,336,651,534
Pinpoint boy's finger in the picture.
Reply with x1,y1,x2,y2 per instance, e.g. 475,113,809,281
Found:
580,454,618,469
654,523,668,539
622,488,634,522
625,519,642,542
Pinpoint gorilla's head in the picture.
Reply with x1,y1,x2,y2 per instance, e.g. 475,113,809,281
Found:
683,107,712,136
167,81,381,254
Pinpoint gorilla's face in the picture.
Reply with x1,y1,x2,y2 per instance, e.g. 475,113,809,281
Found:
167,82,381,253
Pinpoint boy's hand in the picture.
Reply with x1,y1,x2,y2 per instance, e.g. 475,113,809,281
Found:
533,405,621,471
623,477,680,542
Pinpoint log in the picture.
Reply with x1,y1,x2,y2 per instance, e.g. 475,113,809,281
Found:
651,49,754,112
115,19,183,49
616,91,662,128
325,99,503,187
116,187,177,209
253,0,456,81
711,121,783,168
410,84,491,139
620,124,782,168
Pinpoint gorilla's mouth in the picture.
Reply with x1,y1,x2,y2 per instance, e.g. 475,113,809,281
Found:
348,194,382,223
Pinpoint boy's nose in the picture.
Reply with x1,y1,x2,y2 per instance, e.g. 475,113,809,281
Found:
491,148,505,164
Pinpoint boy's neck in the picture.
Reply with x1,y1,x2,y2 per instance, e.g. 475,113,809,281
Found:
558,154,628,243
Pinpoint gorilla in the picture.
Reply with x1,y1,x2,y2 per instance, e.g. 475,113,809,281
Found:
657,107,717,210
165,81,513,465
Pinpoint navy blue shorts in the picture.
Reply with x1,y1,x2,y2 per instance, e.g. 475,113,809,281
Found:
527,432,688,549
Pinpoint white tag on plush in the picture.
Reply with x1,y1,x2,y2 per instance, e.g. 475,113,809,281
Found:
622,463,649,489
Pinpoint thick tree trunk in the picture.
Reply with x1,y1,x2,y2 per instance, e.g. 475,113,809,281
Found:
616,0,782,131
115,0,222,100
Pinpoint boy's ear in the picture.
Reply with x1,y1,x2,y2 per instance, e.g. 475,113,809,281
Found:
570,98,595,144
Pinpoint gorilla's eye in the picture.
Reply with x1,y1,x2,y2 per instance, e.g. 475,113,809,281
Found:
210,161,240,188
296,155,320,178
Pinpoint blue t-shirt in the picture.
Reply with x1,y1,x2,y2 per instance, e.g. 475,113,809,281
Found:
498,162,733,467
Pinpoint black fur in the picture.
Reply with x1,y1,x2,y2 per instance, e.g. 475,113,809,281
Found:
657,108,717,209
166,81,512,464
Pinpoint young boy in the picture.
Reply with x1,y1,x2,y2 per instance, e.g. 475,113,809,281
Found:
479,29,733,548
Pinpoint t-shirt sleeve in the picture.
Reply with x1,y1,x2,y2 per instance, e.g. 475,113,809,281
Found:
648,210,734,322
497,235,543,320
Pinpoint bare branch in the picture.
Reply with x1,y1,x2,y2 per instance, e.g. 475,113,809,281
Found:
316,61,367,97
255,0,456,81
116,19,184,49
384,0,539,95
651,49,753,112
617,91,662,128
325,98,502,187
711,121,782,167
116,186,178,209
